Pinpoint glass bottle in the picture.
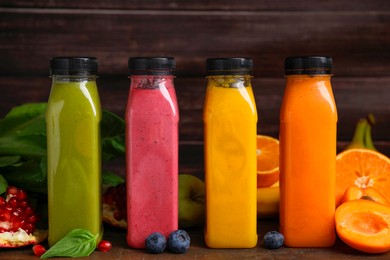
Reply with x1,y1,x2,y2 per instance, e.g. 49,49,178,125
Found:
203,58,258,248
46,57,103,246
126,57,179,248
279,56,337,247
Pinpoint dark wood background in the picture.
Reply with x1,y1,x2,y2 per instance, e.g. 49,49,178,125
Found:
1,1,389,162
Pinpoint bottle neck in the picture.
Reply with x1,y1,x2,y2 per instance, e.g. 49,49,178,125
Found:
130,75,174,89
207,75,252,88
52,75,97,83
286,74,331,84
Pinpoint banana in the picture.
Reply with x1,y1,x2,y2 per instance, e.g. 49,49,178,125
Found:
345,118,367,150
364,114,377,151
257,181,279,219
345,114,377,151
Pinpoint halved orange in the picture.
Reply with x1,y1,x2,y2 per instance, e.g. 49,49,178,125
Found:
336,149,390,207
257,135,279,188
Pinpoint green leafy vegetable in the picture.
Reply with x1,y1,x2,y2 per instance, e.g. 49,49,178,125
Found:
101,110,126,162
102,170,125,186
0,155,21,167
0,103,47,157
0,103,125,194
0,175,8,194
40,229,97,259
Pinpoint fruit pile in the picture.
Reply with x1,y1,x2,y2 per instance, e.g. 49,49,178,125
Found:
102,183,127,229
0,186,39,248
256,135,280,219
334,115,390,253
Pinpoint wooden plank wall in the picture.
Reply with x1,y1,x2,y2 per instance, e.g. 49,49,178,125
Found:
1,1,389,160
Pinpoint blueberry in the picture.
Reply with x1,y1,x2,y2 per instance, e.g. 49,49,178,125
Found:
263,231,284,249
145,232,167,254
167,230,191,254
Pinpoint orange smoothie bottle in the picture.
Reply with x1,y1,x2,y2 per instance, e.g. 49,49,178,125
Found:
279,56,337,247
203,58,258,248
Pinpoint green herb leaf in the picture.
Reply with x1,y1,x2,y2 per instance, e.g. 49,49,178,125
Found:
101,110,125,161
0,157,47,194
0,103,47,158
0,175,8,195
0,103,47,137
0,155,21,167
102,170,125,186
40,229,97,259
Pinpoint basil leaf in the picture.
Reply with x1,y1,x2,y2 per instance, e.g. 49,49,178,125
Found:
102,170,125,186
0,175,8,195
40,229,97,259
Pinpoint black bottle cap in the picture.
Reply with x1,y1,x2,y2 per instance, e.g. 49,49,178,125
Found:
285,56,332,75
50,57,98,76
206,58,253,76
128,57,175,75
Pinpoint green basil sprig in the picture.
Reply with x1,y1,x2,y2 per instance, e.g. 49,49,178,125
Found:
41,229,98,259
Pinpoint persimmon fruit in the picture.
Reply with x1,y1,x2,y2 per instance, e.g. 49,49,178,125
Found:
335,199,390,254
341,185,390,206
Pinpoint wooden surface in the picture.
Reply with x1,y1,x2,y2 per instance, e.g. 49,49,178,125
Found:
0,220,389,260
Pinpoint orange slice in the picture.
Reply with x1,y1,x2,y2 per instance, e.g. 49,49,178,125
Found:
257,135,279,188
336,149,390,207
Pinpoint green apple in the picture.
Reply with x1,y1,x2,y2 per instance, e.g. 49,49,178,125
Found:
178,174,205,228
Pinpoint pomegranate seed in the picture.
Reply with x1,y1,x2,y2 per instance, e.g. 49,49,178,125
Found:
0,211,11,221
19,200,28,208
27,215,38,223
7,186,18,196
16,189,27,200
32,244,47,257
0,197,6,206
113,210,123,221
25,207,34,216
8,197,18,208
97,240,112,252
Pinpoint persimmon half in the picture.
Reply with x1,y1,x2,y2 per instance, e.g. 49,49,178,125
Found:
341,185,390,206
335,199,390,254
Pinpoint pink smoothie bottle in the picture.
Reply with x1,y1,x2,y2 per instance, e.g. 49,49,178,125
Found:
126,57,179,248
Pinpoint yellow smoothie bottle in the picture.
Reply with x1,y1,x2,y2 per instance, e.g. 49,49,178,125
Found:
46,57,103,246
279,56,337,247
203,58,258,248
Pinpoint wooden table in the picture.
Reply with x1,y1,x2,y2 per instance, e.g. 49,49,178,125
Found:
1,219,389,259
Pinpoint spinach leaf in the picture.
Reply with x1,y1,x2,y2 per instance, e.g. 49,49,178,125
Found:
102,170,125,186
0,157,47,194
101,110,126,161
0,103,47,158
40,229,97,259
0,175,8,194
0,155,21,167
0,103,47,137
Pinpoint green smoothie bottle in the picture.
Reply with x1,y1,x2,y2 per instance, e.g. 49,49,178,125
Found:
46,57,103,246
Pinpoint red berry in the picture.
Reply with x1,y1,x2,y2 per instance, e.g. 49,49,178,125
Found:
97,240,112,252
32,244,46,257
